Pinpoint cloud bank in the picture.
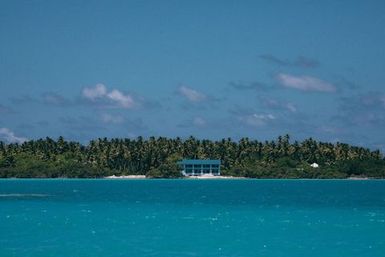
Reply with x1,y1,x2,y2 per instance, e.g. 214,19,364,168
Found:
260,54,319,68
0,128,28,144
82,84,135,108
178,86,207,102
239,113,276,128
277,73,336,92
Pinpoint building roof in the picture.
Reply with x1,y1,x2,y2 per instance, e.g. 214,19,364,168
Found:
178,159,221,165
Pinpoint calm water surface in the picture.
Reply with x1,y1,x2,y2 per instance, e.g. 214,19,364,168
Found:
1,179,385,257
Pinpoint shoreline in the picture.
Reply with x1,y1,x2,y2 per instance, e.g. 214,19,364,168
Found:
346,176,369,180
104,175,146,179
104,175,246,179
102,175,370,180
0,176,380,180
184,175,246,179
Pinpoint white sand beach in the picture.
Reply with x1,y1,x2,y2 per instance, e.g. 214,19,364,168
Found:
186,174,246,179
347,176,369,180
105,175,146,179
104,174,245,179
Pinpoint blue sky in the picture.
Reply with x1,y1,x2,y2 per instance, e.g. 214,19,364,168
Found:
1,0,385,151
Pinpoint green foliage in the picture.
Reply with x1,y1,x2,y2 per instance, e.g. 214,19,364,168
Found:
146,154,183,178
0,135,384,178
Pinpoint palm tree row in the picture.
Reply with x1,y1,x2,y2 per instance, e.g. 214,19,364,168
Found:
0,135,383,178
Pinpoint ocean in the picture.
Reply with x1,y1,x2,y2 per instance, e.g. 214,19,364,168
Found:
1,179,384,257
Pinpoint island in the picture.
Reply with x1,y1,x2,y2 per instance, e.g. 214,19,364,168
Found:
0,135,384,179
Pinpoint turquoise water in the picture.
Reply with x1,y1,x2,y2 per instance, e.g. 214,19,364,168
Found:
1,179,385,257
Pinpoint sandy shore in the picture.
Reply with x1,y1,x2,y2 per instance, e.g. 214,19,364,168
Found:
185,175,246,179
104,175,146,179
104,174,245,179
104,175,373,180
347,176,369,180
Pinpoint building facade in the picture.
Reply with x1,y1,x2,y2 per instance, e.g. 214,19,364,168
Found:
177,159,221,176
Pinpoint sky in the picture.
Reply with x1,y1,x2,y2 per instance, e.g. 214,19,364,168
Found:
1,0,385,151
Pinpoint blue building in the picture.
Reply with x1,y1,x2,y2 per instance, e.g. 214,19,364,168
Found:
177,159,221,176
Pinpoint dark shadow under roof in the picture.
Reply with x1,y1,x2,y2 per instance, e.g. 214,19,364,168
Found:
178,159,221,165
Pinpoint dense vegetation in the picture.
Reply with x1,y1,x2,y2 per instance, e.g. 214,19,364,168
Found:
0,135,384,178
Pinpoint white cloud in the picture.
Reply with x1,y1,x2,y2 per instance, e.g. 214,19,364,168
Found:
240,113,275,127
82,84,135,109
82,84,107,100
0,128,28,144
107,90,135,108
178,86,207,102
277,73,336,92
